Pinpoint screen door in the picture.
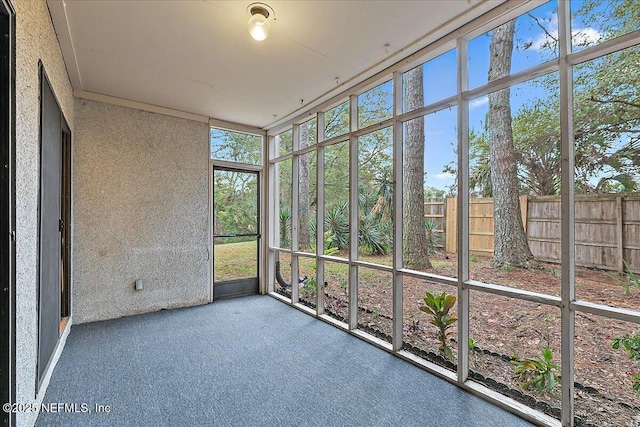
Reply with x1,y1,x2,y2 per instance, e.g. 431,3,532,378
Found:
212,167,260,299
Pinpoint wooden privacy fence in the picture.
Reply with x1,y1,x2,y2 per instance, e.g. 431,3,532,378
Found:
431,194,640,273
423,198,446,249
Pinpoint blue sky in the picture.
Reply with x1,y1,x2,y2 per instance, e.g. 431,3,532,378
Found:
421,0,608,191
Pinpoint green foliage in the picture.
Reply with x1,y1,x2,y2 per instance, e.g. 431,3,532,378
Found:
450,1,640,197
357,81,393,128
213,170,258,242
611,332,640,395
324,202,349,251
511,346,561,395
419,291,457,360
320,104,394,257
323,195,392,256
358,216,390,255
324,101,350,140
468,129,493,197
424,187,446,199
604,260,640,296
300,275,317,299
210,128,262,165
424,219,439,254
324,142,350,205
468,337,477,353
322,231,339,256
279,207,291,247
276,129,293,153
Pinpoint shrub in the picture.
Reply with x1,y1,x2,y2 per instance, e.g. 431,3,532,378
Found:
611,332,640,395
300,275,317,299
425,219,439,254
420,291,457,360
279,207,291,247
324,202,349,250
358,216,390,255
323,201,391,256
468,337,477,353
511,346,561,395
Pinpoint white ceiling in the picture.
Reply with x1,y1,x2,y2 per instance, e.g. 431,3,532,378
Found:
48,0,503,129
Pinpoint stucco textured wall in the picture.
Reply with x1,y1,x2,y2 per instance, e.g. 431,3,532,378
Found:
72,99,210,324
15,1,75,425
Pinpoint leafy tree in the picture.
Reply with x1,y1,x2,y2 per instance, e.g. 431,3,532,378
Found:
213,170,258,243
502,1,639,196
210,128,262,165
512,96,561,196
305,89,395,256
424,186,446,199
461,0,640,201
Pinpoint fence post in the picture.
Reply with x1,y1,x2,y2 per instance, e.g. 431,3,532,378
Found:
616,195,624,273
446,197,457,253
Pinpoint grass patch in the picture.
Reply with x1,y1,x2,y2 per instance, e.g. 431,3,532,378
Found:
214,240,256,281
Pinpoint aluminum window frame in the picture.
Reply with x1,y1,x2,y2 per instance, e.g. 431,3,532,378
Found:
264,2,640,426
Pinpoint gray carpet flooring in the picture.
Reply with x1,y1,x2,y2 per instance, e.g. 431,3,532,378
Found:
36,295,533,427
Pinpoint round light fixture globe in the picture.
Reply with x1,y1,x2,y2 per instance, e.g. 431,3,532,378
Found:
248,6,270,41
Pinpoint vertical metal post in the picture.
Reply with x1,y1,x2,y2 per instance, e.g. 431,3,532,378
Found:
266,135,276,293
316,112,326,315
457,37,470,384
559,1,575,425
208,161,214,301
348,95,359,330
259,131,268,295
273,135,282,251
291,125,300,304
392,71,404,351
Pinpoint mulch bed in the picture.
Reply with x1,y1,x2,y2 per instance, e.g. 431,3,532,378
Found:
276,252,640,426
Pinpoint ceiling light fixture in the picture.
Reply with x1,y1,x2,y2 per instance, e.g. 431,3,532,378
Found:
247,3,274,41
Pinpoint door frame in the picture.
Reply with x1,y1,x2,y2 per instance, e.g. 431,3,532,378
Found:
209,161,263,301
1,1,15,425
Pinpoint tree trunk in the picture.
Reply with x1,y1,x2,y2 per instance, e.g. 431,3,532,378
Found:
403,65,432,269
488,21,535,268
299,122,311,250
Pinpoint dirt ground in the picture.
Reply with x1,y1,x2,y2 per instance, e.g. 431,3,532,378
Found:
279,251,640,426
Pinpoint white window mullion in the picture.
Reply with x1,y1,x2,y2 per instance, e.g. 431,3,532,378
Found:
291,125,300,304
558,1,575,425
457,36,470,385
348,95,359,330
316,112,326,315
392,71,404,351
267,136,277,293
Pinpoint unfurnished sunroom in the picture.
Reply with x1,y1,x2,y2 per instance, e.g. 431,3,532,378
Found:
3,1,640,426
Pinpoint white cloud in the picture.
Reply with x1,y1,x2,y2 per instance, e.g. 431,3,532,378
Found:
469,96,488,109
572,27,602,47
529,13,602,51
435,172,456,180
530,29,559,51
528,12,558,51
